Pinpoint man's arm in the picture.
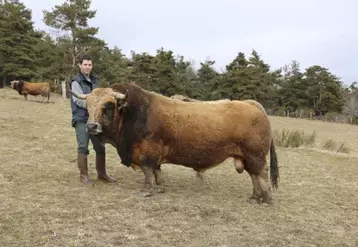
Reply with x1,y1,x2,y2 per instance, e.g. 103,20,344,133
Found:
71,81,87,109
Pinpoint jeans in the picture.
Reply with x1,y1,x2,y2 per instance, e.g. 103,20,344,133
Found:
74,122,105,155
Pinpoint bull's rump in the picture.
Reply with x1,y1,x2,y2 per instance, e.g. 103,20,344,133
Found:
151,99,270,167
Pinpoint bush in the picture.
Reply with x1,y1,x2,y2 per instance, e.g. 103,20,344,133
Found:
322,140,350,154
273,129,316,148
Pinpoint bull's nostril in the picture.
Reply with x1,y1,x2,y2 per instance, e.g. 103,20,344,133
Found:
86,123,98,130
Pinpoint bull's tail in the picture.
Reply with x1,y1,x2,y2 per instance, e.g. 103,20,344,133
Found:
270,138,279,189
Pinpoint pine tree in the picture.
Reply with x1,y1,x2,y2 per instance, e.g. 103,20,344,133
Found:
43,0,105,78
0,0,40,87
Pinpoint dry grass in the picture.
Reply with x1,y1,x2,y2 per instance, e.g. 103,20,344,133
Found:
1,89,358,247
273,129,317,148
322,140,350,154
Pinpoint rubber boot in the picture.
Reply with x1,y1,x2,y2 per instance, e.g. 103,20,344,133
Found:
77,153,92,185
96,154,116,182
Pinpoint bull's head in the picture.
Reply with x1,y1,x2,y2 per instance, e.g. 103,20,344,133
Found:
70,88,128,135
10,80,19,89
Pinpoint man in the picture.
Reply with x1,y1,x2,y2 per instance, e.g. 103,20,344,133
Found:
69,54,116,185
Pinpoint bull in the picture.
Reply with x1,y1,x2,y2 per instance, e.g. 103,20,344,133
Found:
10,80,50,103
70,82,279,204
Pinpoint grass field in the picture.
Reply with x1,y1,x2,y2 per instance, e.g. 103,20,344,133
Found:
1,88,358,247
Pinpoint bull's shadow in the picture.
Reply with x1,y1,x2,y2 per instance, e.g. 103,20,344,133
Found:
6,96,55,104
2,96,55,104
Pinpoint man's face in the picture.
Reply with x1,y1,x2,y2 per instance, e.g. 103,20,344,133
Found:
79,59,93,76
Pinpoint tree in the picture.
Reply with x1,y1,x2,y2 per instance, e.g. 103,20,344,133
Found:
152,47,178,95
128,50,157,90
174,55,198,98
197,59,220,100
43,0,106,80
278,60,310,113
221,50,276,108
304,65,345,117
32,31,63,81
96,46,131,86
0,0,40,87
343,82,358,123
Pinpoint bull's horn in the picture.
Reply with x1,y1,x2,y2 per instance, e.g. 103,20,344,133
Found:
113,91,127,100
69,90,89,100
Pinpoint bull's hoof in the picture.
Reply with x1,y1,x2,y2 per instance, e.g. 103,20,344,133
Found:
261,198,273,205
80,176,93,185
261,193,274,205
154,186,165,193
138,190,153,197
97,174,117,182
247,196,260,204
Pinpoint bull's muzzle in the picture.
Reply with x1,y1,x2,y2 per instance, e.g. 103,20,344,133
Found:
85,122,102,135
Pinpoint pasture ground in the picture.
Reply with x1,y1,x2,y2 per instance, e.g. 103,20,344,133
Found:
1,88,358,247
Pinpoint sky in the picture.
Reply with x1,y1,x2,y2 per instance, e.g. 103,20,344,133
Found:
23,0,358,85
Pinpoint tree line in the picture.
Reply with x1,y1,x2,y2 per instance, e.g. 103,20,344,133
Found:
0,0,357,123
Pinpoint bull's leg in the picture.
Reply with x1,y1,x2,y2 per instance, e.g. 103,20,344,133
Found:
154,166,164,185
244,154,273,204
153,167,165,193
139,165,155,197
256,164,273,204
247,173,261,204
24,94,28,100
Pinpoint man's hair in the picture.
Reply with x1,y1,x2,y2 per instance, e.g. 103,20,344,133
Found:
77,54,92,64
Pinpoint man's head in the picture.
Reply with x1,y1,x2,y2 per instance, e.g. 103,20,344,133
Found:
77,54,93,76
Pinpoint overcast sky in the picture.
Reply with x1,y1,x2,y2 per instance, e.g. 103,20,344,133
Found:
23,0,357,85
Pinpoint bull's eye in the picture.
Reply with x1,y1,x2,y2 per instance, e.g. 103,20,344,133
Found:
101,102,115,124
103,102,114,110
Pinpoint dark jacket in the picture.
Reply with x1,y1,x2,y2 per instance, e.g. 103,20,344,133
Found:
69,72,99,127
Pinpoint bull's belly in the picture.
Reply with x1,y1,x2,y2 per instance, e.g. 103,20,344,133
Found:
165,146,231,169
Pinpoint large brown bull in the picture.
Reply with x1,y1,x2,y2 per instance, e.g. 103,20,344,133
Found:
70,82,279,204
10,80,50,103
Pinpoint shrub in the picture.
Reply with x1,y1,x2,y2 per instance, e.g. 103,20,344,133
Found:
322,140,350,154
273,129,316,148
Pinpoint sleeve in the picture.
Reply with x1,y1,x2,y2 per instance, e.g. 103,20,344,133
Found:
71,81,87,109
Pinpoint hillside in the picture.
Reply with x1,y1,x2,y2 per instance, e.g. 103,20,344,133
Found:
1,89,358,247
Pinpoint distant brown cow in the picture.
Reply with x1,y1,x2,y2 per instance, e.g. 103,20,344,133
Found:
70,83,279,204
10,80,50,103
